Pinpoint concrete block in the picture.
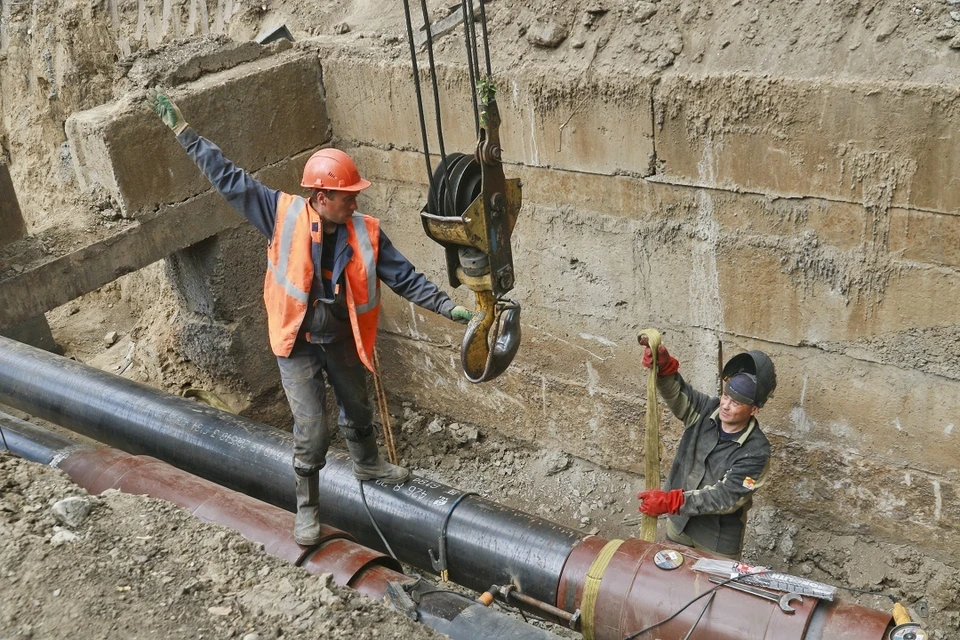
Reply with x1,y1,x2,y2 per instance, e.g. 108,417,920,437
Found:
765,345,960,475
66,51,328,218
767,441,959,552
654,75,960,214
715,243,960,345
166,225,266,323
0,191,244,330
500,71,655,177
0,162,26,246
889,208,960,269
0,316,61,354
174,310,276,396
319,49,476,158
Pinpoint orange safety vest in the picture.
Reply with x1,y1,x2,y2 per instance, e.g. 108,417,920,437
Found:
264,193,381,371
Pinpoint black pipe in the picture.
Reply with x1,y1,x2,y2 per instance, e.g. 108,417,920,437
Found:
0,417,563,640
0,335,583,603
0,409,92,465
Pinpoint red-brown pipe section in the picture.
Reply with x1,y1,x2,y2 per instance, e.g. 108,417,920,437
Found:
57,447,404,599
557,537,893,640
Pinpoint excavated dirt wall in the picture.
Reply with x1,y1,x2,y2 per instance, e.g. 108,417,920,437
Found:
2,0,960,636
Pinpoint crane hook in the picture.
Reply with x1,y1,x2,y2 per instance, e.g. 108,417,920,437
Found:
461,296,521,383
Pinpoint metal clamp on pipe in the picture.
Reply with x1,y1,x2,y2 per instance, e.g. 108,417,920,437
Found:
498,584,580,629
420,80,522,383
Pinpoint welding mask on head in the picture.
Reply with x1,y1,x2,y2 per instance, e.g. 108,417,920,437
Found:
722,350,777,407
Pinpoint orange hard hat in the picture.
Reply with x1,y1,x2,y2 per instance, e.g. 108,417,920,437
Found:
300,148,371,192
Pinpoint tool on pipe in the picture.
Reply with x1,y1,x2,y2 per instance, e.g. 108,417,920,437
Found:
709,576,802,613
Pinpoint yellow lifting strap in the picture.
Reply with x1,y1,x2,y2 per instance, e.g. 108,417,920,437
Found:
637,328,663,542
580,539,624,640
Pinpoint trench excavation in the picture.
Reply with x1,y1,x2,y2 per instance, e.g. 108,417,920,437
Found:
0,335,897,640
2,2,959,639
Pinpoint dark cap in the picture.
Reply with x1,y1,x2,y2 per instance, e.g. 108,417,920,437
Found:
725,372,758,406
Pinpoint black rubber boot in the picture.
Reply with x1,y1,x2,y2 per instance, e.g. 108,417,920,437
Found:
293,472,322,546
346,434,410,484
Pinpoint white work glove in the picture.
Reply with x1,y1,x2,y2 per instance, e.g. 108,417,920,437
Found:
450,305,473,325
149,91,189,135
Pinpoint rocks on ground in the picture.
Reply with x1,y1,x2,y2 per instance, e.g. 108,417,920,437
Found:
0,452,443,640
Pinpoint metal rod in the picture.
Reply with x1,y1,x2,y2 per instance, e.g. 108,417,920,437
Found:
501,586,576,626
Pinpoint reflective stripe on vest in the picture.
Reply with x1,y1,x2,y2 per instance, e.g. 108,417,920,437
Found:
343,213,381,372
266,196,309,304
264,194,317,357
350,215,380,314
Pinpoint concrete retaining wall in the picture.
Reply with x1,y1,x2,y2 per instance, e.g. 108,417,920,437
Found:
317,42,959,555
62,39,958,557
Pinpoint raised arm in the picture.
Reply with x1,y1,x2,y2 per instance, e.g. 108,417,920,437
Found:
152,92,281,238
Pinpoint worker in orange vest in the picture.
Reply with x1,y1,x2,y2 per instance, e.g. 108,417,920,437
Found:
152,93,472,546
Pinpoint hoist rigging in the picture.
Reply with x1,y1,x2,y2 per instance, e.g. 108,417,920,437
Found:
399,0,522,383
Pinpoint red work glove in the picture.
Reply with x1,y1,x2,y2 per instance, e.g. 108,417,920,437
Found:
637,489,685,517
640,344,680,377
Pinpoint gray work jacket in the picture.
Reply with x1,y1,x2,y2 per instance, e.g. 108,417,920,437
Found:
657,372,771,556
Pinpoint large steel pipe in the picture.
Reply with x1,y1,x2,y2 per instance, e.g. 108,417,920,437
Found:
0,409,93,465
0,416,562,640
0,335,579,602
0,335,893,640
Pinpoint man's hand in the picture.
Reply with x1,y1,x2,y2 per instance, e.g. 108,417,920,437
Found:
640,343,680,377
450,305,473,325
637,489,685,517
149,91,189,135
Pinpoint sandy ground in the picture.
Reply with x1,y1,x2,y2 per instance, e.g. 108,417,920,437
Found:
0,451,445,640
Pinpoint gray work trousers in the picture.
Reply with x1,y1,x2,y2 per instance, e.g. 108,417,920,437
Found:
276,339,372,474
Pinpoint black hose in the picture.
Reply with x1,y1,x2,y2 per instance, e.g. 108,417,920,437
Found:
461,0,480,136
358,479,400,562
415,0,454,217
478,0,492,76
466,0,483,82
682,592,715,640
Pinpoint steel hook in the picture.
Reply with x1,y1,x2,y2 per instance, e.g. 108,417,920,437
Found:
460,297,521,383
